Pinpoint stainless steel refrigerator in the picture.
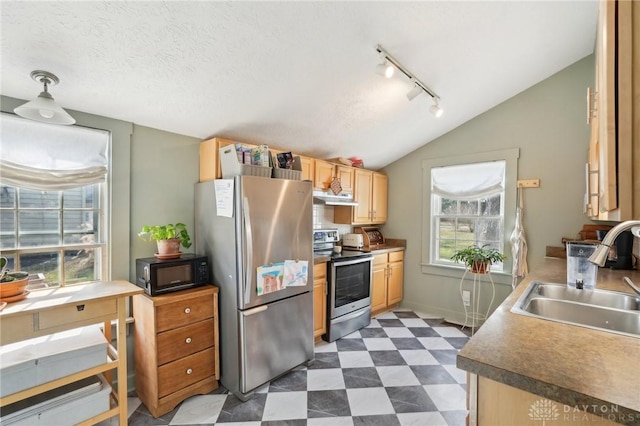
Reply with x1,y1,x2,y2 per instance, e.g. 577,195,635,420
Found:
195,176,314,401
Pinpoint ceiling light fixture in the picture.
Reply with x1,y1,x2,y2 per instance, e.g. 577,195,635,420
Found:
376,44,443,118
376,59,395,79
14,70,76,125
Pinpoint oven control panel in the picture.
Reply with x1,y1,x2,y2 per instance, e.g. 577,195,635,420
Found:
313,229,339,245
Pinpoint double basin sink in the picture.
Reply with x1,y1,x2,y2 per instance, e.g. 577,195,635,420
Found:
511,281,640,338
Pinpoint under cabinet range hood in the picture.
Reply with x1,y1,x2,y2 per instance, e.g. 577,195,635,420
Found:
312,190,358,206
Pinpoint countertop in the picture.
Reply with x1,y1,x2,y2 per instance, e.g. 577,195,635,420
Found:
457,257,640,422
314,239,406,264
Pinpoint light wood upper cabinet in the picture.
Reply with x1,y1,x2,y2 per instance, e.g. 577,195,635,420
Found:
314,159,335,190
334,169,388,225
587,0,639,220
336,166,354,193
299,156,314,182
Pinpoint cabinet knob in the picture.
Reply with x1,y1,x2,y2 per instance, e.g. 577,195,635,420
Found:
185,337,192,344
184,307,191,314
186,368,193,375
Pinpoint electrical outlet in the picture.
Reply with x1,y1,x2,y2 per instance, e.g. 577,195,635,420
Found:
462,291,471,306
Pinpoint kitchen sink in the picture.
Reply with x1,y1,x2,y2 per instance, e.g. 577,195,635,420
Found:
511,281,640,338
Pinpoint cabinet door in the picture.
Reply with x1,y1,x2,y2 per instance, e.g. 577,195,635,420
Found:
353,169,373,224
596,0,617,212
336,166,355,193
371,172,388,224
314,160,335,190
299,156,315,182
313,280,326,338
387,260,404,306
313,262,327,338
371,264,388,313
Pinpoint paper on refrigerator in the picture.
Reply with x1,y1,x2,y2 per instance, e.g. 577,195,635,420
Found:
256,263,284,296
214,179,234,217
283,260,308,287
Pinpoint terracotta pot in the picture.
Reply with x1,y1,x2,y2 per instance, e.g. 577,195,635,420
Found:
0,277,29,298
470,260,490,274
156,238,181,255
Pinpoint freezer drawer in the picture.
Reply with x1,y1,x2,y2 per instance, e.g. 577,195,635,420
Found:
239,292,313,394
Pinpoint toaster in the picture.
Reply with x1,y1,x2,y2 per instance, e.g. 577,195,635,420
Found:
342,233,364,249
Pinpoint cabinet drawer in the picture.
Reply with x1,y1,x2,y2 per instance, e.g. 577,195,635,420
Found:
388,251,404,262
158,348,216,397
38,299,117,330
157,319,215,365
156,295,213,332
373,253,388,266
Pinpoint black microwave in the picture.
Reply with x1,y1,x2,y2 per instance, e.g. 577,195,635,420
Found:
135,254,209,296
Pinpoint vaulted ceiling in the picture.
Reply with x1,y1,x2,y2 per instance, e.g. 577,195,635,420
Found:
1,1,598,170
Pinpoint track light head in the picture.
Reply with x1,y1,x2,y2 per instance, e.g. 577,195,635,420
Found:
376,61,395,78
429,100,444,118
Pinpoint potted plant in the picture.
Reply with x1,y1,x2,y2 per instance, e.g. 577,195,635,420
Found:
0,256,30,299
138,223,192,258
451,244,505,274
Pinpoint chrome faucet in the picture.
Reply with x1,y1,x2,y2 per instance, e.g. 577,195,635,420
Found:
588,220,640,266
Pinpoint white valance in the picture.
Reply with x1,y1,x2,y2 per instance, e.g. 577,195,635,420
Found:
431,160,505,199
0,113,109,191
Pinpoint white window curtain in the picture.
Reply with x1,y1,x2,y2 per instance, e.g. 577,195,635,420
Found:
0,113,108,191
431,160,505,200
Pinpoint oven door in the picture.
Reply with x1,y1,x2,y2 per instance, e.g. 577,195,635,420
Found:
328,256,373,319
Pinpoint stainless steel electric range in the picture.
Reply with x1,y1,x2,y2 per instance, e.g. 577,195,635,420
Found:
313,229,373,342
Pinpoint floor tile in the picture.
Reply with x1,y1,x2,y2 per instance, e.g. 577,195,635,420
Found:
433,326,468,337
315,340,337,352
376,365,420,387
445,337,470,349
399,349,440,366
386,385,438,413
429,349,459,365
397,411,449,426
347,388,395,416
168,394,226,424
336,338,366,351
342,330,362,339
353,414,401,425
369,350,407,366
338,350,374,368
307,417,355,426
307,368,346,390
377,318,405,327
417,337,456,350
363,337,396,351
342,367,383,388
216,393,267,423
383,326,414,338
360,327,388,338
307,389,351,418
408,326,440,337
443,364,467,384
375,312,399,319
400,318,431,328
393,311,420,318
308,352,341,369
262,391,307,421
410,365,458,385
440,409,468,426
367,319,382,328
391,337,425,350
424,384,467,411
269,369,307,392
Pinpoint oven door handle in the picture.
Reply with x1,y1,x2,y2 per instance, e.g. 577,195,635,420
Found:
332,256,373,267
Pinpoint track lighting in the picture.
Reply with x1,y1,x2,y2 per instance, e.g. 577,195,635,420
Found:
430,99,444,118
376,57,395,78
14,70,76,125
406,81,423,101
376,44,443,118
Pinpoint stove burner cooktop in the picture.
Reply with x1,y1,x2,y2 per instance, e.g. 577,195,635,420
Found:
314,249,372,261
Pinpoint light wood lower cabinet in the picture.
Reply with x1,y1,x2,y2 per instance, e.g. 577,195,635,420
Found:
371,251,404,316
471,376,620,426
133,286,220,418
313,262,327,341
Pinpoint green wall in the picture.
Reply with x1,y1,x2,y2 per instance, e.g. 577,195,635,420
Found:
380,55,596,324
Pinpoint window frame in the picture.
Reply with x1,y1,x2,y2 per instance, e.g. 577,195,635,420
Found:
421,148,519,284
0,182,108,287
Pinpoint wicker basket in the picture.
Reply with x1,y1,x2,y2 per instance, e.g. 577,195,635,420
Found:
242,164,272,177
272,168,302,180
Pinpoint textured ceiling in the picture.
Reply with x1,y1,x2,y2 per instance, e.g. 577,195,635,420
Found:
1,1,598,170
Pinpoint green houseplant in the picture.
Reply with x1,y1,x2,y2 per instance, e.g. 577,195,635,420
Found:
451,244,505,274
138,223,192,257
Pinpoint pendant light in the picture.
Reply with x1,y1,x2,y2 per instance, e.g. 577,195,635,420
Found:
14,70,76,125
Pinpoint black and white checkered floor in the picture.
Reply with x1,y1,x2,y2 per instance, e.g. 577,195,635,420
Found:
125,311,470,425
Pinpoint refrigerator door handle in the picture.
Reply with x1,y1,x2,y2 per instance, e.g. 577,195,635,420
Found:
243,196,253,304
242,305,268,316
